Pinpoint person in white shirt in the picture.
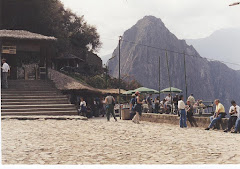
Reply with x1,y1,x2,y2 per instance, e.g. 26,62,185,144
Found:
1,59,10,89
232,101,240,133
224,100,239,132
79,97,87,116
178,95,187,128
165,94,172,103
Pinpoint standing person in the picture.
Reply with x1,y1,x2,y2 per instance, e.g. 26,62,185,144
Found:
187,94,195,106
154,96,160,113
129,94,136,120
1,59,10,89
146,94,153,113
132,91,143,124
224,100,239,132
104,93,117,122
173,94,179,115
205,99,226,130
79,97,87,117
186,100,198,127
178,95,187,128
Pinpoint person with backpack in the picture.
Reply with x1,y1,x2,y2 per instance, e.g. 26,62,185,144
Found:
129,94,136,120
104,93,117,122
132,91,143,124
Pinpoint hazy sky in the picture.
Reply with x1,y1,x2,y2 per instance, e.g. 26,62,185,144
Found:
60,0,240,57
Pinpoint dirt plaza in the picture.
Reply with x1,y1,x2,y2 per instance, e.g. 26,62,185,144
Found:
1,117,240,165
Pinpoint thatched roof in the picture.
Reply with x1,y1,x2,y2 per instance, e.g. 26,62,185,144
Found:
48,69,126,94
98,89,126,94
0,30,57,41
55,54,84,61
49,69,97,91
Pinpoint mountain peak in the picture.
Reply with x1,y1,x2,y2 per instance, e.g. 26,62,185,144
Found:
136,15,165,28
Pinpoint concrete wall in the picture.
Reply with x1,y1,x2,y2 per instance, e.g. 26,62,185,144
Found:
141,113,228,129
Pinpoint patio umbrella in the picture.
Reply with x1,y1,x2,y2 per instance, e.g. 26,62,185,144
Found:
160,87,182,93
133,87,159,94
123,90,135,95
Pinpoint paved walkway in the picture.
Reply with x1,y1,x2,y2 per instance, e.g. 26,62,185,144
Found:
1,117,240,164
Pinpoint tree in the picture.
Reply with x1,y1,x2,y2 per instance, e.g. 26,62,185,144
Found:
2,0,101,53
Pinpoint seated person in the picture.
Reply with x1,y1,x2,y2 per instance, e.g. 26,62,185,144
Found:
224,100,239,132
142,100,149,113
198,100,206,116
160,99,167,114
205,99,226,130
232,116,240,133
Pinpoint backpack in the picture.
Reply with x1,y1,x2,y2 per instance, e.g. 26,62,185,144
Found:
133,97,138,111
112,97,115,106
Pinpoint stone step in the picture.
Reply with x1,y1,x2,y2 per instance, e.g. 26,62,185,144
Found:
1,98,69,102
1,90,60,93
2,107,77,112
1,104,76,109
1,95,68,99
1,101,70,105
1,92,62,96
2,79,78,116
5,87,57,90
1,111,78,116
8,80,54,84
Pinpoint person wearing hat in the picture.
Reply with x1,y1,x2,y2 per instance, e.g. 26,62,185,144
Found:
1,59,10,89
129,93,136,120
132,91,143,124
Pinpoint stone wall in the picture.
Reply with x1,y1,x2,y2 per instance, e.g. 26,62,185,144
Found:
141,113,228,129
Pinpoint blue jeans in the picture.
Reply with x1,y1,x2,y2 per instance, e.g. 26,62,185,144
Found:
180,109,187,128
234,118,240,132
208,114,224,128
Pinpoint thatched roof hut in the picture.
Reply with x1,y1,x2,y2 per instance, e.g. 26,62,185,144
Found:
0,30,57,41
48,69,126,95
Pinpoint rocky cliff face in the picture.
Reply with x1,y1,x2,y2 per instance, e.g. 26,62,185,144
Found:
108,16,240,107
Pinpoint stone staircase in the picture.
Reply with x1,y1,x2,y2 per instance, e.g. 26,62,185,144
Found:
1,80,78,116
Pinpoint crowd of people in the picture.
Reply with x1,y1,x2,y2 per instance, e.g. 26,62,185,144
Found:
128,91,240,133
77,93,118,122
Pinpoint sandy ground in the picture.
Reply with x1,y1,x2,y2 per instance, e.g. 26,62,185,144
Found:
1,117,240,165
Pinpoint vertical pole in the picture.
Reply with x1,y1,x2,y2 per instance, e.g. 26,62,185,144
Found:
0,0,3,69
0,0,3,29
158,55,161,100
119,36,122,119
183,52,188,100
166,50,173,113
105,64,108,89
